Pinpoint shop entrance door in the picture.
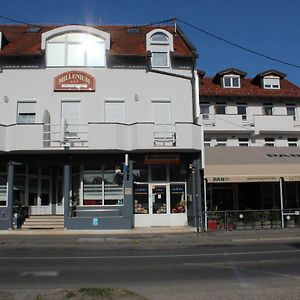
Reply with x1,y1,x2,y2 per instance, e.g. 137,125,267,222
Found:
149,184,170,226
28,176,52,215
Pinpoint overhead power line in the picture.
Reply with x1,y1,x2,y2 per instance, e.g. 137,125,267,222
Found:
0,13,299,69
176,17,300,70
0,15,34,26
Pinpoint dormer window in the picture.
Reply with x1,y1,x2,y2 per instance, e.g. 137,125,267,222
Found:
223,75,240,88
263,76,280,89
46,32,106,67
146,29,174,69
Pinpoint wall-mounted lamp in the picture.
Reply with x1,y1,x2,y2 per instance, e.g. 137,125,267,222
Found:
134,94,139,102
3,95,9,103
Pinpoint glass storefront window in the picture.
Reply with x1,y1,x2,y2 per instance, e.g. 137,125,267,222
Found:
0,175,7,206
103,170,123,205
83,171,103,205
28,178,38,206
170,184,186,213
41,179,50,206
83,167,124,206
133,184,149,214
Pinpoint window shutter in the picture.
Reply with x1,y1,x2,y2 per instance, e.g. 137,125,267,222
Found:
105,101,125,123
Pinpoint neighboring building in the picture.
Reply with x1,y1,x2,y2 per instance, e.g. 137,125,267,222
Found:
0,24,202,230
199,69,300,220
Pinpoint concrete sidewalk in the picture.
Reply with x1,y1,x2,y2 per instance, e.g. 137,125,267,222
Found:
0,226,299,245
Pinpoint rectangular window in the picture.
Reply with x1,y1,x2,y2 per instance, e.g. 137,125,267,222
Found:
83,170,103,205
237,103,247,120
0,175,7,206
46,43,65,66
204,137,211,147
61,101,81,138
170,184,186,214
216,137,227,147
17,101,36,124
67,44,85,66
152,52,168,67
134,184,149,214
238,138,249,147
105,100,125,123
262,103,273,115
83,169,123,206
223,76,240,88
264,77,280,89
265,137,275,147
286,104,296,121
200,102,210,119
215,102,226,115
288,138,298,147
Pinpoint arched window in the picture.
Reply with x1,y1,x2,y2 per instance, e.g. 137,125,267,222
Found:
146,29,173,69
46,32,105,67
150,33,169,44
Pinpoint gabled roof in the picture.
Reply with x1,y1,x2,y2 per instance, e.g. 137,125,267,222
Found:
256,69,287,79
0,24,195,58
200,75,300,98
215,68,247,78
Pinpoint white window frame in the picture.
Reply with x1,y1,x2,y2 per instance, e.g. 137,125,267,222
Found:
204,137,211,147
286,104,296,121
215,137,227,147
151,51,169,68
223,75,240,88
263,76,280,89
46,32,106,67
265,137,275,147
215,102,226,115
238,138,249,147
17,100,36,124
287,138,298,147
104,99,125,123
200,102,210,120
146,29,173,69
262,103,273,116
237,103,247,121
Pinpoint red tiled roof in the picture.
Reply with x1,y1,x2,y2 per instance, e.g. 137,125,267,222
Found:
200,77,300,98
0,25,194,57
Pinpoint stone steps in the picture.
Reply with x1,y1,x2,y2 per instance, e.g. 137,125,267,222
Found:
22,215,64,229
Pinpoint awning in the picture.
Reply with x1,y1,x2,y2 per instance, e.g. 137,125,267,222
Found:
205,147,300,183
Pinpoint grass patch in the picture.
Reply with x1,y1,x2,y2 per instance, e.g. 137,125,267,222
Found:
79,288,115,298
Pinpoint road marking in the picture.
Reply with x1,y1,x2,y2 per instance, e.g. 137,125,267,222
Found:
19,271,59,277
0,249,300,260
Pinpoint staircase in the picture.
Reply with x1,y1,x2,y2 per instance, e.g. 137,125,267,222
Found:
22,215,64,229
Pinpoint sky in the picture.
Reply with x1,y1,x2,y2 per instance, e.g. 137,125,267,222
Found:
2,0,300,85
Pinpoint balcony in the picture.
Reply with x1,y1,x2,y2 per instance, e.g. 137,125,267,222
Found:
201,113,300,134
252,115,298,133
0,122,202,152
202,114,253,133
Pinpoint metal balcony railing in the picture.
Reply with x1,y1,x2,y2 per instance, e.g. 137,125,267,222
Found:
153,124,176,147
43,123,89,147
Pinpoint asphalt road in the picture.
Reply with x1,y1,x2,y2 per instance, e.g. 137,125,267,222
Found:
0,236,300,299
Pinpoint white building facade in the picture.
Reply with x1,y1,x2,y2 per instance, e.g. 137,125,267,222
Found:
200,69,300,229
0,24,202,230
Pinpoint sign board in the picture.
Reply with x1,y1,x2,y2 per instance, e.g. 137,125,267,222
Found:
54,71,96,92
144,154,180,164
92,218,99,226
